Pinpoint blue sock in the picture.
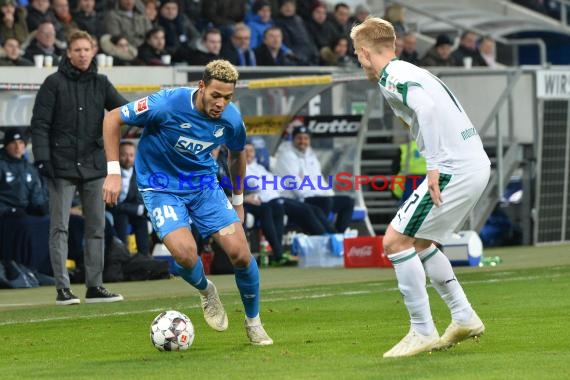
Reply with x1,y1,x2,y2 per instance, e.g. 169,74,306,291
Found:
174,259,208,291
234,257,260,318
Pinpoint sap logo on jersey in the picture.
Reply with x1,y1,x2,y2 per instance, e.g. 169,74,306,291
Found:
175,136,213,155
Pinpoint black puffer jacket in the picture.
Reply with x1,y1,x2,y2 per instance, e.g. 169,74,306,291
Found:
31,56,127,181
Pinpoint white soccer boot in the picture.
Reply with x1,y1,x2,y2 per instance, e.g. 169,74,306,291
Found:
437,311,485,349
383,327,440,358
200,280,228,331
245,321,274,346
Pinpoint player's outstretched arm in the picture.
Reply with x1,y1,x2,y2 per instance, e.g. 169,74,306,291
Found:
102,108,124,205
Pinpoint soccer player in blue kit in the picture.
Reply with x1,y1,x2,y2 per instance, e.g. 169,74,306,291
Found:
101,60,273,345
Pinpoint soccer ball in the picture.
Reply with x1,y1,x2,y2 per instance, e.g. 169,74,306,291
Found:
150,310,195,351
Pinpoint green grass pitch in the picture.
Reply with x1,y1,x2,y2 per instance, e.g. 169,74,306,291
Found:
1,244,569,380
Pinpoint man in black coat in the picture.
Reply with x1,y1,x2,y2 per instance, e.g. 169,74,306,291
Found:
254,26,299,66
31,30,127,306
106,141,150,256
173,28,222,66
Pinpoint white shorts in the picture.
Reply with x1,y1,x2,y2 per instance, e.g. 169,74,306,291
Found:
390,166,490,242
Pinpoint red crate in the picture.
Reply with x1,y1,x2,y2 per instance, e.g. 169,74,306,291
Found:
343,236,392,268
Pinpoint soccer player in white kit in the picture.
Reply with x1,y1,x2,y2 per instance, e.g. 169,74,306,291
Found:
351,17,490,358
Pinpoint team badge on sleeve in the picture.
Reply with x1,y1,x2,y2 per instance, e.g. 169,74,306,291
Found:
135,97,149,115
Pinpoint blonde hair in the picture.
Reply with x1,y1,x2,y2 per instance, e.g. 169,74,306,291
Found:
350,17,396,52
202,59,239,85
67,30,94,49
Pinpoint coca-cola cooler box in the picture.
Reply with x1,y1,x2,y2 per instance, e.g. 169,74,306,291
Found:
343,236,392,268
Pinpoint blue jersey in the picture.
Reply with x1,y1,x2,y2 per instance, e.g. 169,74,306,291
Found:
120,87,246,194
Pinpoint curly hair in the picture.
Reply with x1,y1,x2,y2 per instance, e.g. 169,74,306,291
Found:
202,59,239,85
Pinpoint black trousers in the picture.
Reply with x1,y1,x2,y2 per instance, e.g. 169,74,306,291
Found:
245,198,284,260
281,198,336,235
109,210,150,255
304,195,355,233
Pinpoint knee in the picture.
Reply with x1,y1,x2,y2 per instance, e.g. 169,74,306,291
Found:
382,232,399,254
232,252,251,268
383,227,413,255
224,244,250,267
169,242,198,268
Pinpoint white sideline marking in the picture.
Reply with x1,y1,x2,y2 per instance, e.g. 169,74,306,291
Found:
0,272,564,327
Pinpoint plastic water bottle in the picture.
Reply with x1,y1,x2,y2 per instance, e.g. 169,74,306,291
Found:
478,256,502,267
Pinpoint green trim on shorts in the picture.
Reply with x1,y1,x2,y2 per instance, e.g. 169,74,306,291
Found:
404,173,452,236
420,248,439,263
389,251,417,265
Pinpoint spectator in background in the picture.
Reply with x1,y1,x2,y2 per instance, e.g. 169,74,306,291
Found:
137,26,169,65
26,0,55,33
254,25,297,65
27,0,67,47
99,33,138,65
274,0,318,65
0,0,29,45
142,0,158,25
220,22,256,66
247,0,273,49
273,125,355,233
104,0,153,47
106,141,150,256
0,37,33,65
173,27,221,65
304,0,337,51
391,137,426,203
157,0,200,55
72,0,105,39
319,35,356,67
179,0,203,29
400,31,419,65
419,33,455,67
0,128,51,277
52,0,77,40
201,0,246,41
478,35,502,68
31,30,126,306
383,3,407,36
451,31,487,67
328,2,351,38
349,3,370,25
23,21,63,65
294,0,318,22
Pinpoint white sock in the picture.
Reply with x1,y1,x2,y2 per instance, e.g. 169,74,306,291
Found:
388,248,435,336
418,245,473,323
245,314,261,327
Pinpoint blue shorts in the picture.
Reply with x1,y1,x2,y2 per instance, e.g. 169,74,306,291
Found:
141,189,239,240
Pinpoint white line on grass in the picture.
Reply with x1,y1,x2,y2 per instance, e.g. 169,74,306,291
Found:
0,272,564,327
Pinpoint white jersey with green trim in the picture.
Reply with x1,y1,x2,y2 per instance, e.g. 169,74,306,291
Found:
378,59,490,174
